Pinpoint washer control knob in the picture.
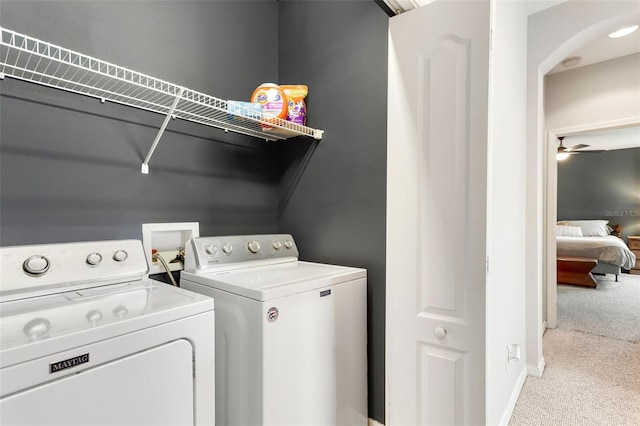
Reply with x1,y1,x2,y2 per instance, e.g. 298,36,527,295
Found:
113,250,128,262
284,240,294,249
272,241,282,250
86,252,103,266
205,244,218,255
23,255,50,276
247,241,261,254
222,243,233,254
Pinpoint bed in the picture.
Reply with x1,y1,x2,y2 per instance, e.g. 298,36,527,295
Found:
556,220,637,283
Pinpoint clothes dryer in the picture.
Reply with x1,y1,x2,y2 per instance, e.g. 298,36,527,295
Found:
180,234,367,426
0,240,214,426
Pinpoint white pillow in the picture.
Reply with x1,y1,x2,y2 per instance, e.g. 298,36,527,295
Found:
556,225,583,237
563,220,610,237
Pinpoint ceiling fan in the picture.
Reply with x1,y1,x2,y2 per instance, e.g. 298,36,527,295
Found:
557,136,603,160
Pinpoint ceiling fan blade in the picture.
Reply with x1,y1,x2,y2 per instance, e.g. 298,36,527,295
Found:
573,150,604,154
566,143,590,151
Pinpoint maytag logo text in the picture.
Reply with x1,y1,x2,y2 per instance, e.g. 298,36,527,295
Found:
50,353,90,373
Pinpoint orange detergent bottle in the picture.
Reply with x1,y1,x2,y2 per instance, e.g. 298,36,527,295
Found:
250,83,288,128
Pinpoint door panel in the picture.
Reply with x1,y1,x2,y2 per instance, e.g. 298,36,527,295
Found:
418,37,470,319
387,1,489,424
418,344,466,426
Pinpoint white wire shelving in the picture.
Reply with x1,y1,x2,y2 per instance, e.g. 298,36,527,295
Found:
0,27,324,173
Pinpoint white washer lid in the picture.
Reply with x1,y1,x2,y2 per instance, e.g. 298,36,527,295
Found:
0,279,213,368
181,261,366,301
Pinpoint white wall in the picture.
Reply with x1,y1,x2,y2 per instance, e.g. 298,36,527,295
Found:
487,1,529,424
525,0,640,375
546,53,640,129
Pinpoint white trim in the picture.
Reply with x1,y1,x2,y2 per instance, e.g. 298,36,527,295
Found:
544,116,640,331
551,116,640,136
499,366,528,426
528,319,546,376
544,130,559,329
527,356,546,377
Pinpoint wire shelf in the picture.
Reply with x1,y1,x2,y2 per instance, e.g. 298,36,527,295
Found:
0,27,323,173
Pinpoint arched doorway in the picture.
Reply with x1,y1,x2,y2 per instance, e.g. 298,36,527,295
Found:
526,1,640,376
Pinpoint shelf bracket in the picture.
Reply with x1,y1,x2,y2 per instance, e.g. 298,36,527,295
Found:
141,88,184,174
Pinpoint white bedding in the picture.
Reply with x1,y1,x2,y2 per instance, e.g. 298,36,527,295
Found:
557,235,637,270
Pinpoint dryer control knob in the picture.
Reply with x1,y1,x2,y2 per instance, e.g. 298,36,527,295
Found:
205,244,218,255
284,240,294,249
23,318,51,340
222,243,233,254
113,305,129,318
87,310,103,325
247,240,261,253
23,255,50,276
272,241,282,250
113,250,128,262
86,252,103,266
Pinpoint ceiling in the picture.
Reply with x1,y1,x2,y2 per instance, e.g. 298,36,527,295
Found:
548,23,640,74
382,0,568,16
523,0,567,16
522,0,640,76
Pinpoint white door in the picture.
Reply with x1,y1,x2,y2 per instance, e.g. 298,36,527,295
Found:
386,1,490,425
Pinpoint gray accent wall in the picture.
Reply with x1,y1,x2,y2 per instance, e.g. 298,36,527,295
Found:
1,0,281,244
1,0,388,423
558,148,640,242
277,2,388,422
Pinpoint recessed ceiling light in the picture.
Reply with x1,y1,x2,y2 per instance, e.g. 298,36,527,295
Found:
608,25,639,38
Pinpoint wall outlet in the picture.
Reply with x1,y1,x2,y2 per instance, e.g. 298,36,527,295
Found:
508,343,521,361
506,343,521,371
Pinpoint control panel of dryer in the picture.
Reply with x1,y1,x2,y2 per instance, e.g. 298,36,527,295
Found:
0,240,148,302
184,234,299,272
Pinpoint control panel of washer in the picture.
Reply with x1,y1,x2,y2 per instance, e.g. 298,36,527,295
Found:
185,234,299,270
0,240,148,302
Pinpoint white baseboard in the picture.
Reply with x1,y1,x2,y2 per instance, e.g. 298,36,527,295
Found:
368,418,384,426
527,356,545,377
499,366,528,426
525,320,547,377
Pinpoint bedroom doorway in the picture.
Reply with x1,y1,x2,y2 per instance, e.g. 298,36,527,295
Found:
525,3,640,377
545,121,640,328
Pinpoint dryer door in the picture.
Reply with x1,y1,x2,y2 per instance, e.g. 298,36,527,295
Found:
1,339,194,426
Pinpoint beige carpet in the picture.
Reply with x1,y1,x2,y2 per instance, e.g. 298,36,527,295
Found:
557,273,640,343
510,273,640,425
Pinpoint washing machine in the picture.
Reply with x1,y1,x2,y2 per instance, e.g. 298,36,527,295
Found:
0,239,214,426
180,234,367,426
